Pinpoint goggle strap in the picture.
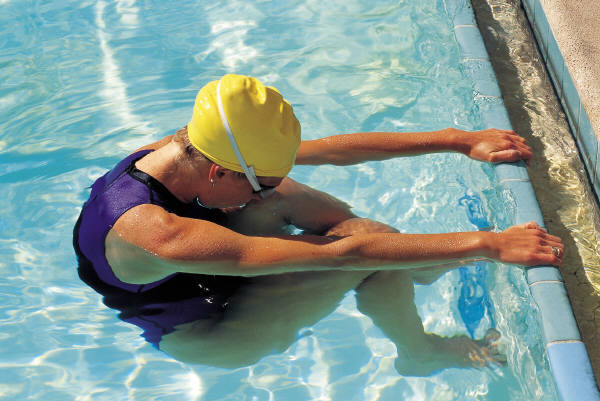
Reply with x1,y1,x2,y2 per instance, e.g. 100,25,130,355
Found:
216,80,262,192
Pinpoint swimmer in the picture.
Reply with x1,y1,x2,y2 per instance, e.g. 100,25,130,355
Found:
74,74,562,374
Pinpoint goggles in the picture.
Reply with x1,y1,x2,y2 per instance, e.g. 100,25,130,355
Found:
216,80,277,199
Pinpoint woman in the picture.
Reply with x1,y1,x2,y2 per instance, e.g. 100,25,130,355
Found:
74,74,562,372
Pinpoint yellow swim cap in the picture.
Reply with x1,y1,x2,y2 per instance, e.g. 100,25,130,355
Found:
188,74,301,177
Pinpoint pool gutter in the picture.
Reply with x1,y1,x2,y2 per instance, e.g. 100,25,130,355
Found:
520,0,600,204
445,1,600,400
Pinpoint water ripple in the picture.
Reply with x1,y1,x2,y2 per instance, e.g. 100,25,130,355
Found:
0,0,559,399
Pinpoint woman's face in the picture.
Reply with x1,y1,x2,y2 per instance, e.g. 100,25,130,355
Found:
202,168,283,209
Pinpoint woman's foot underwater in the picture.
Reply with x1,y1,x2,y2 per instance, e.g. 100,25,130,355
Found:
395,328,506,376
453,328,506,369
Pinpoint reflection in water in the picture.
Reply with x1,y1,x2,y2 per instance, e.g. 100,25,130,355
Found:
77,260,245,349
456,180,496,339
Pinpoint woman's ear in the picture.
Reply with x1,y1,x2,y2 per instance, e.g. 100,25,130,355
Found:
208,164,228,182
207,163,220,183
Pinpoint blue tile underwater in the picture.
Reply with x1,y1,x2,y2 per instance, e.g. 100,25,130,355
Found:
451,5,477,26
499,180,544,225
495,162,529,183
454,26,489,60
475,96,512,129
460,60,503,98
530,282,581,343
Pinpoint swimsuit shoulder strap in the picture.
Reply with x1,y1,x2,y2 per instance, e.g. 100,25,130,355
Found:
126,164,182,207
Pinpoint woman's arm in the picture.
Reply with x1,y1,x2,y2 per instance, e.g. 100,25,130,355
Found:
295,128,532,165
107,204,562,282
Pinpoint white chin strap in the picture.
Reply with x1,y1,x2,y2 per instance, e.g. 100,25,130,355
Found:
216,80,262,192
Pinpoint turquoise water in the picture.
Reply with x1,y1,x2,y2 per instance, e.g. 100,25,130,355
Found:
0,0,559,399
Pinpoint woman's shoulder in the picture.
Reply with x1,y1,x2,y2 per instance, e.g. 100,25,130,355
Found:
130,134,174,154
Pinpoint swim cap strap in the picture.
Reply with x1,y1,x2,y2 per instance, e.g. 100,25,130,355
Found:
216,79,262,192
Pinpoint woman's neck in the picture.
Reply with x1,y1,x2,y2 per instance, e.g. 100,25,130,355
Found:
134,142,206,204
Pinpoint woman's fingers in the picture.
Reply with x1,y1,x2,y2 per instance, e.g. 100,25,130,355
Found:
497,222,565,266
515,140,531,151
531,252,560,266
517,221,541,230
531,226,565,262
489,149,523,163
526,225,563,246
515,142,532,158
473,129,532,164
542,235,564,247
488,148,531,163
488,143,532,163
509,132,527,143
530,244,564,266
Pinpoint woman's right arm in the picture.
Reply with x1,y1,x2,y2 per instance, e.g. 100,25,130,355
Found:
295,129,532,165
107,204,563,282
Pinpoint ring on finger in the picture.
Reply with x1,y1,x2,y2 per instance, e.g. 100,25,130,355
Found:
551,246,562,258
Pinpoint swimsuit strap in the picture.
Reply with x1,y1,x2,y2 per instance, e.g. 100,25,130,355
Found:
126,162,227,222
126,163,182,206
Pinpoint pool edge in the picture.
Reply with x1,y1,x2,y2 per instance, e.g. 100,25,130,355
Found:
520,0,600,205
445,1,600,399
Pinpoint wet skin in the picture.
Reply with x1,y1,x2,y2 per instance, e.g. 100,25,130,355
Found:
150,178,504,374
102,129,546,373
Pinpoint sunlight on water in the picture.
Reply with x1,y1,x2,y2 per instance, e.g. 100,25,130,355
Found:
0,0,560,399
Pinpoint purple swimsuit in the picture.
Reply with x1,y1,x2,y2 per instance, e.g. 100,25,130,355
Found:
76,150,174,292
73,150,243,347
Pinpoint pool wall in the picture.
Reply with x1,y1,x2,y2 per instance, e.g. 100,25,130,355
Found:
519,0,600,205
446,1,600,399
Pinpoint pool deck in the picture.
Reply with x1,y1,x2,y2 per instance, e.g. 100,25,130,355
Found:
540,0,600,148
524,0,600,198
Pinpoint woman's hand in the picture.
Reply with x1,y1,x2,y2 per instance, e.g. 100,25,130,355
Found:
485,222,564,266
452,128,532,164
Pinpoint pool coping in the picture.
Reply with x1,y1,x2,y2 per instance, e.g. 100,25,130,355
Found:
445,1,600,399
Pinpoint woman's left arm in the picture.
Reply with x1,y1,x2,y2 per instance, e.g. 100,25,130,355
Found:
295,128,532,165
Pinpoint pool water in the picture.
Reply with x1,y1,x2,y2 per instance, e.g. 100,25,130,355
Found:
0,0,559,399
